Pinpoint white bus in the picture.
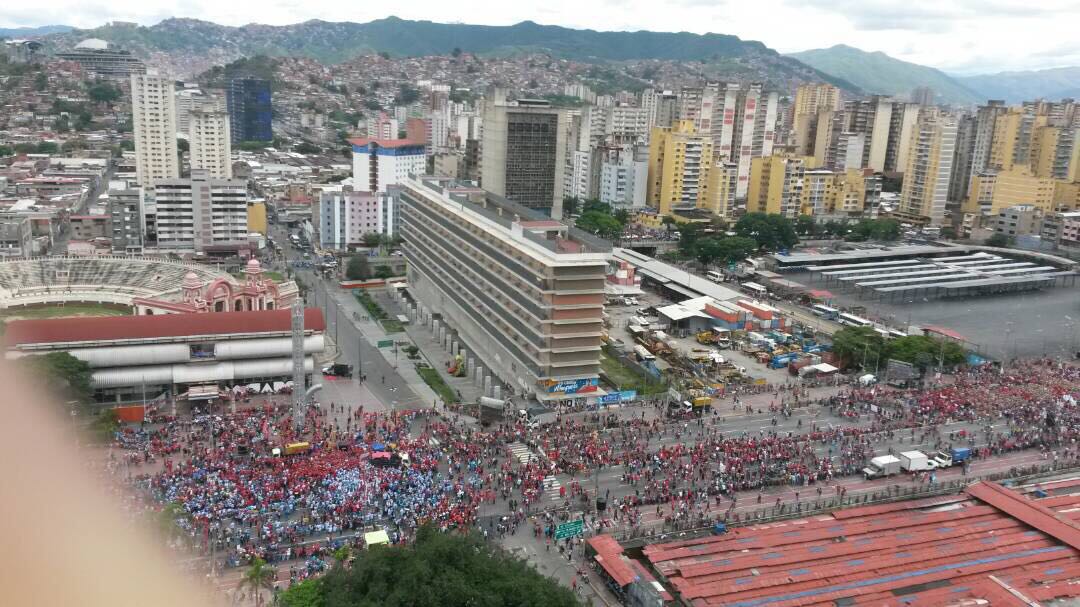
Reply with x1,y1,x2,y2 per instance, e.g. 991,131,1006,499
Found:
810,304,840,320
838,312,873,328
706,270,724,283
741,282,768,297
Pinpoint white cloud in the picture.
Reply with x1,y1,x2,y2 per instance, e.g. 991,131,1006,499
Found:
1,0,1077,73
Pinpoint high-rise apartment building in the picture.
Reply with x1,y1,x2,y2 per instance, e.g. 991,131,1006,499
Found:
318,188,396,249
910,86,935,106
154,169,249,254
883,103,921,173
747,155,809,218
990,107,1045,172
130,70,179,188
898,110,957,224
400,176,609,404
367,112,400,140
703,162,738,218
349,138,427,194
949,113,978,204
641,89,678,129
646,121,714,215
226,78,272,143
1031,126,1080,181
792,83,842,156
188,104,232,179
597,145,648,209
480,96,569,216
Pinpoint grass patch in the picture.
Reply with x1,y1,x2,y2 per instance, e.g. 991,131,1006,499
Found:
0,303,130,334
600,351,668,396
380,319,405,334
233,271,285,281
416,365,457,404
354,289,388,320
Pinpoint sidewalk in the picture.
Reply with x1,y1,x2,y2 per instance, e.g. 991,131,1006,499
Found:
327,285,442,410
372,289,484,405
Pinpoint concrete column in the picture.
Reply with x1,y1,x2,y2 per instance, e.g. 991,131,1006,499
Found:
475,366,483,386
451,341,459,356
432,320,440,338
493,385,502,400
467,357,476,376
483,375,492,397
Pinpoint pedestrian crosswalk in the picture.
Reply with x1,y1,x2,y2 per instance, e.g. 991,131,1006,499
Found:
543,475,563,502
508,442,538,466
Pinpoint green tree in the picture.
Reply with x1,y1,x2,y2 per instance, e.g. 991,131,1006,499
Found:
375,265,394,280
0,144,14,157
89,408,121,442
885,335,965,369
87,81,121,105
576,210,622,240
295,142,321,155
346,255,371,280
362,232,383,248
986,233,1010,247
279,578,323,607
238,558,276,607
562,196,580,217
795,215,816,237
451,47,463,58
54,115,70,133
830,326,886,371
34,71,47,91
306,525,578,607
395,84,420,105
176,138,189,153
26,352,94,403
733,213,798,251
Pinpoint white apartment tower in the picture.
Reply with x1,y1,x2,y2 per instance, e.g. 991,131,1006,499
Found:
131,70,179,188
154,169,249,254
899,110,958,225
188,104,232,179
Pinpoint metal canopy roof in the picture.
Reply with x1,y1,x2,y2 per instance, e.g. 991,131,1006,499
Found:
857,272,979,287
841,268,962,282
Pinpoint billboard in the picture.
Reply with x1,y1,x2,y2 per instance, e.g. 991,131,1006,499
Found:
542,377,599,395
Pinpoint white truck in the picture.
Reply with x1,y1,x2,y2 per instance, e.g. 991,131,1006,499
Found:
863,455,901,480
899,450,936,472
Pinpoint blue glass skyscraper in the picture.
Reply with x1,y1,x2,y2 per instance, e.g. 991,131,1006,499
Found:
226,78,272,143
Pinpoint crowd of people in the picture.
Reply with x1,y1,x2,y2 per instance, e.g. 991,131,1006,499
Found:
99,358,1080,586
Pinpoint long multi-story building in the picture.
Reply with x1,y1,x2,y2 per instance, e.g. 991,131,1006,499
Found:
154,169,249,255
349,137,427,194
56,38,145,78
703,162,738,218
131,70,179,189
400,176,610,404
226,78,272,143
188,104,232,179
646,120,714,215
898,110,957,224
480,95,569,217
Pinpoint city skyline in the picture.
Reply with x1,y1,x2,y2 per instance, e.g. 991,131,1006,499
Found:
2,1,1078,75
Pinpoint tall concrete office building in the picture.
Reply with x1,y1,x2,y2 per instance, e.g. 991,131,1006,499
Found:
108,186,145,254
131,70,179,188
155,169,249,254
400,176,609,405
480,94,569,217
899,110,958,224
792,83,842,156
188,103,232,179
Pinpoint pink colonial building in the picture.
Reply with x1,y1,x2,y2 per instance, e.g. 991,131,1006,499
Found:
132,258,299,315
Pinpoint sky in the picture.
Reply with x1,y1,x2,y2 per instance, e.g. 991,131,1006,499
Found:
3,0,1079,74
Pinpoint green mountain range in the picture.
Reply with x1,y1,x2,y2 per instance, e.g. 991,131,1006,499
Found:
40,17,852,89
0,25,72,38
788,45,981,104
955,67,1080,104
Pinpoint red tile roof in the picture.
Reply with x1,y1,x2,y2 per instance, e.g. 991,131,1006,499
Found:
5,309,325,346
348,137,425,148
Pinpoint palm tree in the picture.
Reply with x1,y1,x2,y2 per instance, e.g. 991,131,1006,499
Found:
238,557,276,607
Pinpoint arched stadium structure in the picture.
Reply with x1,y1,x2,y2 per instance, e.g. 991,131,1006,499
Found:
0,256,238,310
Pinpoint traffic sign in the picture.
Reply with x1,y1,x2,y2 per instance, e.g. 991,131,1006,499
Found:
377,339,394,348
555,519,584,540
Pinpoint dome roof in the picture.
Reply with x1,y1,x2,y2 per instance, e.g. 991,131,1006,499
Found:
74,38,109,50
182,272,203,289
246,258,262,269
